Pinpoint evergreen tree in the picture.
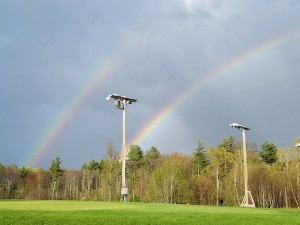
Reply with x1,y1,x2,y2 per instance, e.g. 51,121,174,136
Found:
192,140,208,175
127,145,144,202
146,146,160,160
49,157,64,182
19,166,29,182
218,136,236,152
87,160,101,171
145,146,161,172
127,145,144,164
259,141,278,164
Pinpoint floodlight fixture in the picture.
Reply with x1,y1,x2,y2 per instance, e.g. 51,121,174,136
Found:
106,93,137,202
106,94,137,110
229,123,250,131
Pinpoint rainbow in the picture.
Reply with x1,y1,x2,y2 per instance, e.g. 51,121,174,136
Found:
26,45,134,167
129,28,300,147
26,27,300,167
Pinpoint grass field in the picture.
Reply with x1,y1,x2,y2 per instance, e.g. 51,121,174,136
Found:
0,200,300,225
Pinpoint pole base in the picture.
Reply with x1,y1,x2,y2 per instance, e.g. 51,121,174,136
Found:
121,194,128,202
240,191,255,208
121,187,128,202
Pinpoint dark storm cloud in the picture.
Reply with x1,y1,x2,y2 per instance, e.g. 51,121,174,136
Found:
1,0,300,168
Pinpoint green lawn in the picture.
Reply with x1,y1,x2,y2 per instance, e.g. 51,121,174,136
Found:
0,200,299,225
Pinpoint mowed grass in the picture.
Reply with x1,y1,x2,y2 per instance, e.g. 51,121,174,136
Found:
0,201,300,225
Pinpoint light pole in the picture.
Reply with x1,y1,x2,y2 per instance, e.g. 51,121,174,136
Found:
106,94,137,202
295,143,300,189
230,123,255,207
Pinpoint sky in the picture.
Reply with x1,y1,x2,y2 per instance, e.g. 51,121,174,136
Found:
1,0,300,169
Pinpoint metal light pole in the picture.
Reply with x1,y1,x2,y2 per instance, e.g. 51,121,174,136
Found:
295,143,300,189
106,94,137,202
230,123,255,207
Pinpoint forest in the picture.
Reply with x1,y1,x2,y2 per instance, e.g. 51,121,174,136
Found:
1,136,300,208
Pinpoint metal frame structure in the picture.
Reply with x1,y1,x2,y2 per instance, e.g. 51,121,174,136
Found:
106,94,137,202
230,123,255,208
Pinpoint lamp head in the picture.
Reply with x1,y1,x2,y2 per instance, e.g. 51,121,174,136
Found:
229,123,250,131
114,100,121,108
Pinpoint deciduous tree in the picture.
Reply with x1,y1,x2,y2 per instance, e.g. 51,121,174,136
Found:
102,142,120,201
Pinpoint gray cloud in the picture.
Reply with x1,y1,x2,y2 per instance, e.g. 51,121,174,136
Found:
1,0,300,168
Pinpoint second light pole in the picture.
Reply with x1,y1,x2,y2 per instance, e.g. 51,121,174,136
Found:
106,94,137,202
230,123,255,207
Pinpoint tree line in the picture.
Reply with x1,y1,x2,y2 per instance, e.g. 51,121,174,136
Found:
1,137,300,208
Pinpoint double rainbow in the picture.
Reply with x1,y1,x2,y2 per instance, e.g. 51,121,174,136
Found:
27,28,300,166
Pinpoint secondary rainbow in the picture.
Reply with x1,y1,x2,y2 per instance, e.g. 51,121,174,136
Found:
129,28,300,147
